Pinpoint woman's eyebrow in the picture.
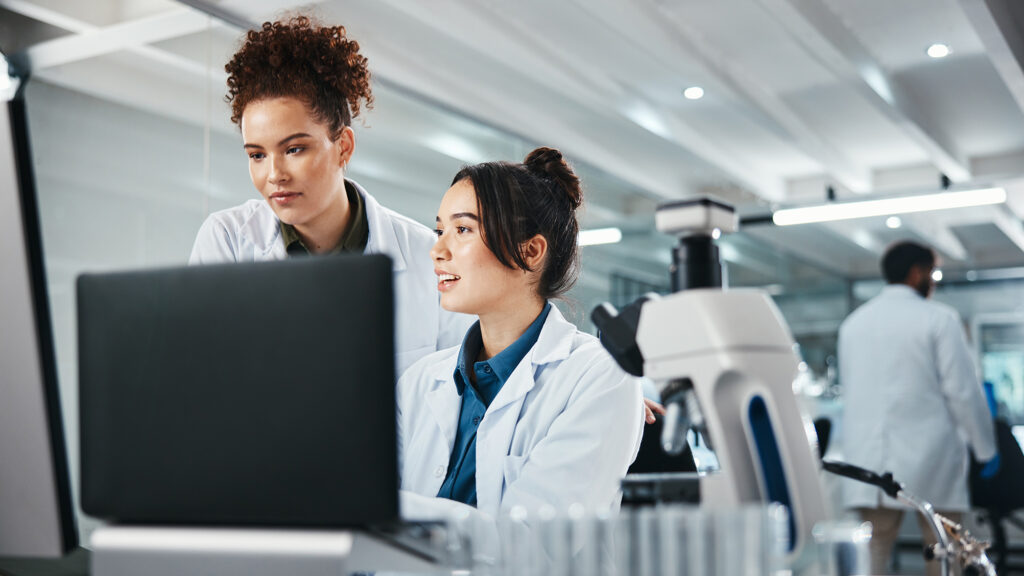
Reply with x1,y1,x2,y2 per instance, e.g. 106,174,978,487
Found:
278,132,312,146
243,133,313,149
448,212,479,221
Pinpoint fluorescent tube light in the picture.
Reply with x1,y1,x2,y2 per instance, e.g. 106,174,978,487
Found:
579,227,622,246
772,187,1006,226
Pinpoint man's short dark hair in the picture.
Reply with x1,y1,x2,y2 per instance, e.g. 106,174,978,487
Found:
881,241,935,284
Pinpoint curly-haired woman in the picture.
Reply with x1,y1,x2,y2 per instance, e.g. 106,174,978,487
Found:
189,17,473,373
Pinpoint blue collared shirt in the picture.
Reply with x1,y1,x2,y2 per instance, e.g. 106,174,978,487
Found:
436,302,552,506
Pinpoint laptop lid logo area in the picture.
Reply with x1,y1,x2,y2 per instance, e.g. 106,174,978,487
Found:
77,255,397,528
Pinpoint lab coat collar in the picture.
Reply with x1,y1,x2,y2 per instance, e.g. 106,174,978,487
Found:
236,179,407,271
356,179,408,273
234,200,283,260
881,283,923,299
425,305,576,415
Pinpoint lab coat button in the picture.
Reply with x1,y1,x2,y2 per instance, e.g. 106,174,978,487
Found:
434,465,445,478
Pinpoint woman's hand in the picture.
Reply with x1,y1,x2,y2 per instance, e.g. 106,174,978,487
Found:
643,398,666,424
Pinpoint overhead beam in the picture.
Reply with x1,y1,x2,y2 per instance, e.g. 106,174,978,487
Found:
368,0,785,201
0,0,92,34
900,213,969,261
958,0,1024,118
756,0,972,184
343,0,699,201
990,205,1024,254
3,0,214,79
629,0,874,193
20,8,212,71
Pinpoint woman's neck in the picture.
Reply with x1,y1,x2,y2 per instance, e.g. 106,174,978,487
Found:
294,183,350,254
476,295,546,361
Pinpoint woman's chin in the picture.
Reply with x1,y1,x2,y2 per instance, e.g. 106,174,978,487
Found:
440,295,476,316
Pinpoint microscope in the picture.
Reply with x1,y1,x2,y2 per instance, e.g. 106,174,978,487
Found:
592,198,829,566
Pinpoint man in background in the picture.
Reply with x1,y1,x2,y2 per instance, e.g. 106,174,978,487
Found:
838,240,997,576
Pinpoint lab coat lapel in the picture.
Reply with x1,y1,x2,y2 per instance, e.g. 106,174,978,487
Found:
234,201,286,260
475,306,576,514
356,180,407,273
424,356,461,453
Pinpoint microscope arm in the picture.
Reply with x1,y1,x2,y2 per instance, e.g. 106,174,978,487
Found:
821,460,902,499
822,460,999,576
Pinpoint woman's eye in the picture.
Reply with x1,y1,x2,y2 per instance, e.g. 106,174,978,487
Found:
248,152,265,160
433,229,443,238
287,146,304,154
456,226,471,234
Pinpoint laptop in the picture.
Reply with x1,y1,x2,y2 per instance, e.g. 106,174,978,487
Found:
78,254,398,528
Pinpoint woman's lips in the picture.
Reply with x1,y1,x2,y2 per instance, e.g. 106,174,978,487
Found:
270,192,302,205
437,272,460,292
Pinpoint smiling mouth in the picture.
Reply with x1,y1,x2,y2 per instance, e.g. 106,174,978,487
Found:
438,273,461,287
270,192,301,201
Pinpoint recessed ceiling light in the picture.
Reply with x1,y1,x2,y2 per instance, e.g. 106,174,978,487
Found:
927,43,951,59
931,269,943,282
683,86,704,100
885,216,902,229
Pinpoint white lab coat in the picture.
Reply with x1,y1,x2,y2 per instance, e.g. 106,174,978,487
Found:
397,305,644,530
837,284,996,511
188,180,474,374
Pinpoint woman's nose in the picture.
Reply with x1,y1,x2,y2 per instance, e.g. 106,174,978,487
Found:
268,155,288,184
430,232,449,261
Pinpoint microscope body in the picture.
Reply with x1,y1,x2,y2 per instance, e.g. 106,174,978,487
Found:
635,288,829,562
594,198,829,567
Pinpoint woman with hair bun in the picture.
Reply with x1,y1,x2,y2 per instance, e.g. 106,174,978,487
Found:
188,16,471,373
397,147,644,529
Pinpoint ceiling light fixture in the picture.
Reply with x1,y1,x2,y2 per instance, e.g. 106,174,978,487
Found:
683,86,704,100
931,269,943,282
425,134,486,164
927,43,951,58
885,216,902,229
772,187,1006,226
579,227,622,246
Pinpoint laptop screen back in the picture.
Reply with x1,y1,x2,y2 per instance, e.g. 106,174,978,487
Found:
78,255,397,528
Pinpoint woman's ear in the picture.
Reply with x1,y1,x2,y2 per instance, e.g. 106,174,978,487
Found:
522,234,548,271
337,126,355,167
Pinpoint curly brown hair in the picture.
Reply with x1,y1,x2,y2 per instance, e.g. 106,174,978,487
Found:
225,16,373,140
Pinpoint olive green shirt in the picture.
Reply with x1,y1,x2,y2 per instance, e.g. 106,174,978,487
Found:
280,181,369,256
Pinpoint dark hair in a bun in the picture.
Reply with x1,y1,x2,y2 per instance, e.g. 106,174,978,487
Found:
225,15,373,140
524,147,583,210
451,146,583,299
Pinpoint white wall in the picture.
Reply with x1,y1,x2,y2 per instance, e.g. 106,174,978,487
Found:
26,79,252,538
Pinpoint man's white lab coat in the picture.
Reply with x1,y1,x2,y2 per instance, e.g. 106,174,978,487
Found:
838,284,996,510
